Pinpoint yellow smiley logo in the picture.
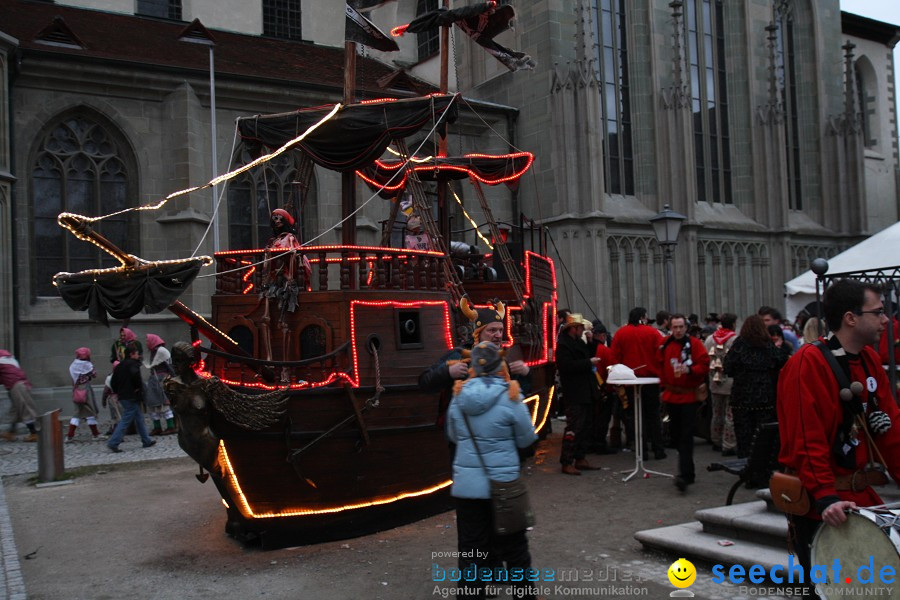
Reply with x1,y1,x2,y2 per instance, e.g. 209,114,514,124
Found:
668,558,697,588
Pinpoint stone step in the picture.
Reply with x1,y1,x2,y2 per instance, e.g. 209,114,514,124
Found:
636,486,900,574
694,500,787,547
634,520,789,571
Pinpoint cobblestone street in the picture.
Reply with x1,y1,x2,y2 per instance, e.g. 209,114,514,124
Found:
0,422,805,600
0,425,186,600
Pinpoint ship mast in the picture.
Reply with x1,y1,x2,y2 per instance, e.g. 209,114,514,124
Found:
437,0,451,246
342,39,358,248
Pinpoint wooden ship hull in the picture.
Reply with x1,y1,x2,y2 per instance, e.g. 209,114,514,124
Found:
53,94,558,547
195,245,557,546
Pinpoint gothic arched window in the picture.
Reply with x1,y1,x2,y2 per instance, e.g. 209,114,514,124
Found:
854,57,878,149
774,0,802,209
227,150,318,249
685,0,732,204
593,0,634,195
30,111,137,297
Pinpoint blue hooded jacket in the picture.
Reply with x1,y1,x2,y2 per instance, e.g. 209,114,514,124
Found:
446,376,537,499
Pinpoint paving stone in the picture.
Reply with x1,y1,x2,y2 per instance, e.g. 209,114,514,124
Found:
0,421,183,599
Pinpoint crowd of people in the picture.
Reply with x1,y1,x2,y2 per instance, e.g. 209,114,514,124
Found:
3,276,897,596
418,283,899,599
1,326,177,450
546,304,830,487
552,284,899,587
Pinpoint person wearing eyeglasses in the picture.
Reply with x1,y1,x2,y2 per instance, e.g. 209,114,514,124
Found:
776,278,900,576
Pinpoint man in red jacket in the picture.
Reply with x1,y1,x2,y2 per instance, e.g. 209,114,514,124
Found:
658,314,710,491
777,279,900,574
611,307,667,459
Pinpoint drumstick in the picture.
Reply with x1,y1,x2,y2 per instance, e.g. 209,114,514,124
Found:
856,414,889,469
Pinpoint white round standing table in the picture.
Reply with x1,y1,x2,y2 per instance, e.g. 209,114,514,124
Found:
606,376,672,482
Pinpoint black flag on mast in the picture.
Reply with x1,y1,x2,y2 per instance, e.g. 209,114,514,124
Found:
345,2,399,52
392,2,535,72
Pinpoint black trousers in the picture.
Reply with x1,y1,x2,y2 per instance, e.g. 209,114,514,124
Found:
666,401,698,481
732,405,777,459
560,403,592,465
787,514,820,596
627,384,664,453
590,391,615,451
455,498,534,600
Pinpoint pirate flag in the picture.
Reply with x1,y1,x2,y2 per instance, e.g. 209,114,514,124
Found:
393,1,535,72
345,2,399,52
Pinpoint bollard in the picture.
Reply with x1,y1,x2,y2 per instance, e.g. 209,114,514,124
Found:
38,409,64,482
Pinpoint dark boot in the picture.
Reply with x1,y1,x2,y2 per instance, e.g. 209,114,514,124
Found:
573,458,600,471
561,464,582,476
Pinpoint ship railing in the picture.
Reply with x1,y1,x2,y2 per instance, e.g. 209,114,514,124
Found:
213,246,450,295
199,341,353,388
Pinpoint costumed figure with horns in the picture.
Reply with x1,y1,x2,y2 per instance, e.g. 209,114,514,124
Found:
419,298,531,430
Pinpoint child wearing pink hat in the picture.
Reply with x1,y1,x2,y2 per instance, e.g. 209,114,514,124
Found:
145,334,176,435
67,347,105,442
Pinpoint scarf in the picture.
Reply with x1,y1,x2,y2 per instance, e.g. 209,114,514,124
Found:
711,329,736,345
69,359,95,385
675,336,694,368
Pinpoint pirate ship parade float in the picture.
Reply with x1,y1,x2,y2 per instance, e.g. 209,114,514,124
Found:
53,3,554,547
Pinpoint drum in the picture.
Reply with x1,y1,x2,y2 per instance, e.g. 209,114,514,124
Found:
810,507,900,600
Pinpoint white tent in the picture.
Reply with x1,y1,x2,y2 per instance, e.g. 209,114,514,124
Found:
784,220,900,321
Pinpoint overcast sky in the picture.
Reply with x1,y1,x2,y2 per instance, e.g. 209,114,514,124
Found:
840,0,899,26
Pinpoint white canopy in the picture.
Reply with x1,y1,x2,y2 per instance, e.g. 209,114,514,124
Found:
784,220,900,321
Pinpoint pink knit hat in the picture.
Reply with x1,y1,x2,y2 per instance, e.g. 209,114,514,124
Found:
146,334,165,351
75,347,91,360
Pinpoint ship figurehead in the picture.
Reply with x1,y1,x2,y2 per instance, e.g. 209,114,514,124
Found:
165,342,289,481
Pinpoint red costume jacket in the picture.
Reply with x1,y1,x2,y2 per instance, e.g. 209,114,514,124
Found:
611,324,663,377
658,336,710,404
777,343,900,518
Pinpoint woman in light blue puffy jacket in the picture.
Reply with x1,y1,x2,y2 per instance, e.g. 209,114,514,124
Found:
446,341,538,600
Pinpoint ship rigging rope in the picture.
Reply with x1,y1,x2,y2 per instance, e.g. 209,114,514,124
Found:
190,125,240,258
58,103,343,229
286,338,384,463
294,98,453,249
196,94,461,278
545,227,598,319
457,93,550,249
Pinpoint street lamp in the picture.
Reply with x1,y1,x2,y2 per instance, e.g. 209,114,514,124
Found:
650,204,687,313
178,20,219,253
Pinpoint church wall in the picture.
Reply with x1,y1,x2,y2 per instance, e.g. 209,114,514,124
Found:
451,0,892,327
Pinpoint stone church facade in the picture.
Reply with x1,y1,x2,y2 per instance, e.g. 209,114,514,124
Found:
453,0,900,325
0,0,898,391
0,0,516,388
